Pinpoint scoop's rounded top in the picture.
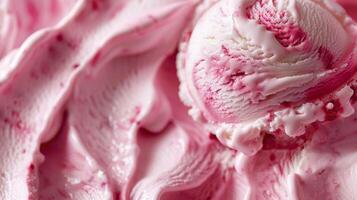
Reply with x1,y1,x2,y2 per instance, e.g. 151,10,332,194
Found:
178,0,357,155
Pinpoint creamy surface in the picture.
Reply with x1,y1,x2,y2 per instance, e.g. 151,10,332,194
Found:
0,0,356,199
178,0,357,154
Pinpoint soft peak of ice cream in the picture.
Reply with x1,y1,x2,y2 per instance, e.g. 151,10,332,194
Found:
178,0,357,155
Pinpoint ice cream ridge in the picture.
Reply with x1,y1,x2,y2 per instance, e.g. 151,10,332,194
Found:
178,0,357,155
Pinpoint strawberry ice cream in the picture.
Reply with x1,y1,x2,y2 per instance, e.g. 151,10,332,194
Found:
0,0,356,200
178,0,357,155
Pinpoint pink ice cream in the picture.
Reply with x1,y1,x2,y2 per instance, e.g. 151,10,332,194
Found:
0,0,356,200
178,0,357,155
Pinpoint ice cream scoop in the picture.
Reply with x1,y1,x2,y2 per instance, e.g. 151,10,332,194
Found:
1,0,357,199
178,0,357,155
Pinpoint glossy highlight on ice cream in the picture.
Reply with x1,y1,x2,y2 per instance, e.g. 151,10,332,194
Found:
0,0,356,199
178,0,357,155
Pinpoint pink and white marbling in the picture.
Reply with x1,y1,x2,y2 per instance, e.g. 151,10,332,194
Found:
0,0,356,200
178,0,357,155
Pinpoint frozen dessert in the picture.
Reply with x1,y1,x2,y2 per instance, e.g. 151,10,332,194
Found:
0,0,356,200
0,0,203,199
178,0,357,155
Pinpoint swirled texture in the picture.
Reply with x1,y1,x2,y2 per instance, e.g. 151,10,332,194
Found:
0,0,356,200
178,0,357,154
